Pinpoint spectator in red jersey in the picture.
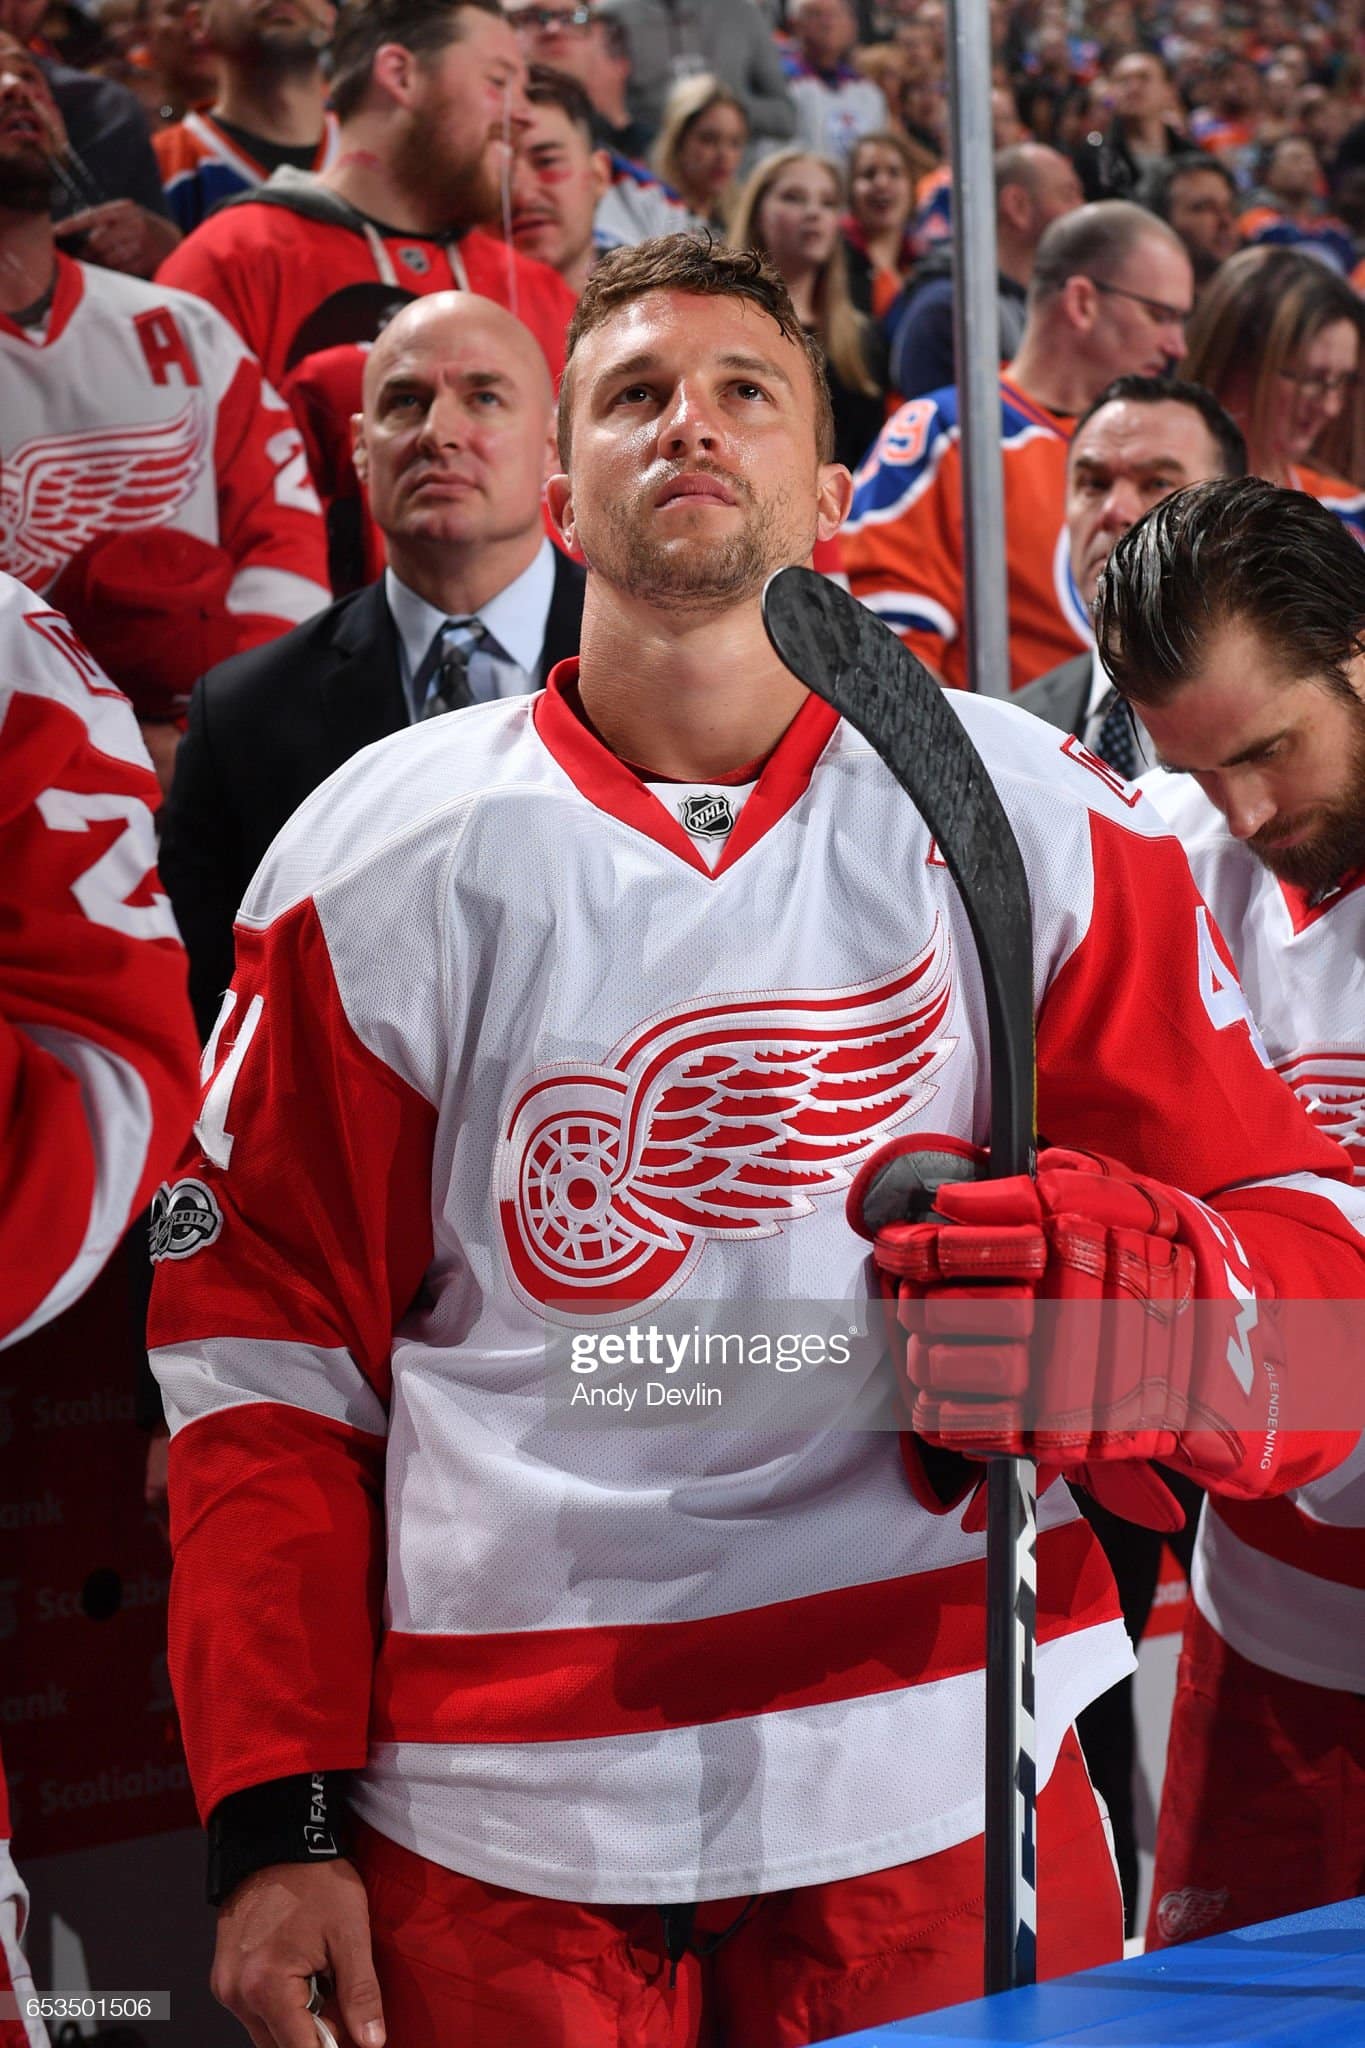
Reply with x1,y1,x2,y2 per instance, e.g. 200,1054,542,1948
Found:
154,0,576,590
1182,246,1365,536
652,74,748,234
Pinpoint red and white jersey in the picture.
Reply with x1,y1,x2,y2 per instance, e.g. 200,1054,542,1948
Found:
1144,769,1365,1690
841,374,1090,693
0,572,200,1351
0,256,330,648
149,680,1365,1903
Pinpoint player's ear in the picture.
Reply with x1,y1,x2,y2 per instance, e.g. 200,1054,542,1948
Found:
372,39,420,108
815,461,854,542
1063,273,1099,334
546,471,575,550
351,412,368,484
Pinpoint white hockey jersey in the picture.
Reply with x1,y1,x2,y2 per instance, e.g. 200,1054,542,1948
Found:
0,255,329,646
1143,772,1365,1691
149,681,1365,1902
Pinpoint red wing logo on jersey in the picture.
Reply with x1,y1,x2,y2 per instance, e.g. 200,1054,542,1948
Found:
0,401,208,590
1276,1050,1365,1180
497,924,957,1319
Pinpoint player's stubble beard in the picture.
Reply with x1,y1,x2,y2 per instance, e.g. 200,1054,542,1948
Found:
585,473,816,613
1247,695,1365,893
0,139,56,213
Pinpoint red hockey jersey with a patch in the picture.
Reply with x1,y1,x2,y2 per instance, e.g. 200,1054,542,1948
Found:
841,374,1090,692
149,681,1365,1902
0,256,330,648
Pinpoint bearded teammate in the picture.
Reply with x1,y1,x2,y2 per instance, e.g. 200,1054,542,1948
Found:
148,239,1365,2048
0,574,200,2046
1095,476,1365,1946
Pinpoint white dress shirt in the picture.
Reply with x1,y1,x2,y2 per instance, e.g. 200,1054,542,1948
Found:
386,540,557,723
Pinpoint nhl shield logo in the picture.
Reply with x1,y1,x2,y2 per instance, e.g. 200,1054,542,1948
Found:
398,245,432,275
149,1178,223,1262
680,792,735,839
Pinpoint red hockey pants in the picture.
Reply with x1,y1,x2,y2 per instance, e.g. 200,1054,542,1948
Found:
351,1727,1120,2047
1149,1604,1365,1949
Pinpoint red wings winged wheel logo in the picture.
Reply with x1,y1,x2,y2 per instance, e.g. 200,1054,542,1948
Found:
497,921,957,1318
1276,1049,1365,1180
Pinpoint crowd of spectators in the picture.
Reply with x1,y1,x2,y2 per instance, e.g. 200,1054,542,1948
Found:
6,0,1365,2026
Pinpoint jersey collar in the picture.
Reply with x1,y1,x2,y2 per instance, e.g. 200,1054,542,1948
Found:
0,249,83,348
999,372,1073,439
533,659,840,879
1278,864,1365,933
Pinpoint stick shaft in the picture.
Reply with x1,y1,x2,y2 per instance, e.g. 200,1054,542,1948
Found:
985,1455,1039,1992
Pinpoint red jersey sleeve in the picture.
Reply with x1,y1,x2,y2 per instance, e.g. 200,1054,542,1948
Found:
147,891,438,1817
0,579,200,1345
203,332,332,645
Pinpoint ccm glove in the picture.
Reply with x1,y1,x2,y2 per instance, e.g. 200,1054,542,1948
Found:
850,1139,1286,1527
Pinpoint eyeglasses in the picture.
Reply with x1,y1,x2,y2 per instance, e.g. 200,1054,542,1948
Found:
1278,368,1360,401
1085,277,1193,328
510,4,598,31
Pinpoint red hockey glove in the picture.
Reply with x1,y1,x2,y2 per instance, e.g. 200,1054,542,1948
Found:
850,1138,1284,1526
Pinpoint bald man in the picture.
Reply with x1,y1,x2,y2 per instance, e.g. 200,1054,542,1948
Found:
157,291,587,1037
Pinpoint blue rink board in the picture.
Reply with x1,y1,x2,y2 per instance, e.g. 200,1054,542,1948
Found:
810,1898,1365,2046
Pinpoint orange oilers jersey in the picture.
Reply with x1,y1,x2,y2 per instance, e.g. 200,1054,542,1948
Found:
841,374,1090,693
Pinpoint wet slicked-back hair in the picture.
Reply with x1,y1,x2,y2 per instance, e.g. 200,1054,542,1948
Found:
557,234,836,464
1095,475,1365,706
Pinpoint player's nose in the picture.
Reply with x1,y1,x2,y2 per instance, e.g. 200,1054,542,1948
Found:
1222,779,1277,840
657,381,721,453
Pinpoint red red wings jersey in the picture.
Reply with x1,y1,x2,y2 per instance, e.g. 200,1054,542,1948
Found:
149,678,1365,1902
1145,770,1365,1690
0,256,330,648
841,375,1090,693
155,179,575,395
0,573,199,1351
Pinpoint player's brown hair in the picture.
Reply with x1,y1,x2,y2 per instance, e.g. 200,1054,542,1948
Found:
557,234,837,465
326,0,503,122
1095,475,1365,707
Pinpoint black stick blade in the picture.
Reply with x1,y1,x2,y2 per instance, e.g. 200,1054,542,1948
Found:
762,565,1036,1179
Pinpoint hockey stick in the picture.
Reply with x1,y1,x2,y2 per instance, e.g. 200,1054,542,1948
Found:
762,564,1039,1996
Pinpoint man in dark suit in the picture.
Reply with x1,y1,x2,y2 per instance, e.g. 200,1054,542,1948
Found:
160,290,585,1035
1015,375,1245,778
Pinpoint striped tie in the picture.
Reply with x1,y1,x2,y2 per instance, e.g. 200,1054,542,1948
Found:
419,617,489,720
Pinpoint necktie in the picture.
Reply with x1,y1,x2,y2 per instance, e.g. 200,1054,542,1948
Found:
418,617,490,721
1090,687,1141,782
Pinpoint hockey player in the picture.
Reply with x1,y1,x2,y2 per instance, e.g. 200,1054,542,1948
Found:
1095,476,1365,1946
842,199,1194,693
0,572,201,2045
150,237,1365,2048
0,32,331,649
